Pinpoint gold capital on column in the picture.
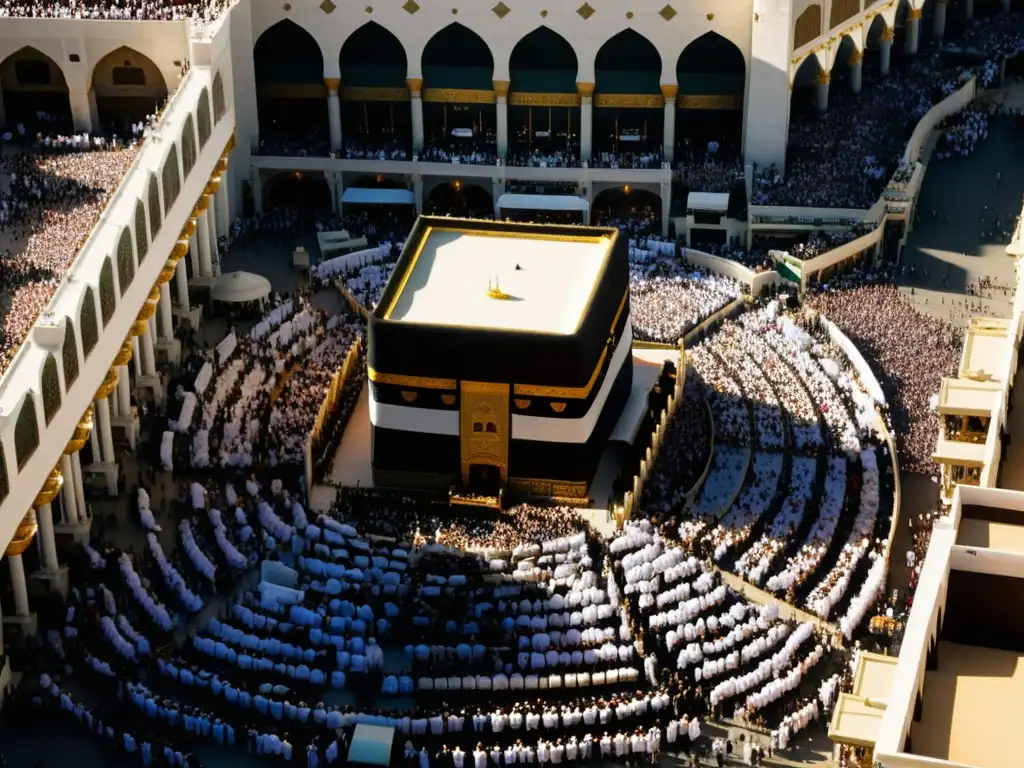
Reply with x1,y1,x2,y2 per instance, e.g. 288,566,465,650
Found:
882,25,895,41
407,78,423,95
814,70,831,86
493,80,510,98
157,259,177,285
324,77,342,91
183,217,198,238
576,82,595,98
907,7,922,19
848,48,863,65
660,84,679,100
195,196,210,214
5,509,38,557
113,340,133,366
171,239,190,263
96,368,119,399
34,468,63,507
65,407,93,454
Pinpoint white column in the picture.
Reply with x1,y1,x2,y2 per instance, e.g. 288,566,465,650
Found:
96,397,115,465
814,72,830,113
70,89,98,134
906,11,921,55
89,416,101,464
110,390,119,420
662,87,677,164
175,258,190,309
71,453,86,519
36,504,58,572
206,195,220,275
61,454,79,525
131,336,142,379
880,29,893,76
9,554,29,616
409,79,425,154
578,84,594,163
118,365,132,415
141,323,157,377
933,0,947,40
197,210,213,277
215,181,230,239
849,51,863,94
189,232,200,278
159,283,174,340
494,80,509,160
326,78,342,152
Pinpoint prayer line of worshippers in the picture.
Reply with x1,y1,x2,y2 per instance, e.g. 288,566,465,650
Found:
0,0,229,20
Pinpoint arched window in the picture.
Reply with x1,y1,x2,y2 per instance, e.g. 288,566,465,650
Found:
162,143,181,213
99,258,116,327
117,227,134,296
148,173,162,238
135,199,148,262
80,290,99,357
181,114,197,179
794,5,823,49
213,71,226,123
197,87,212,148
0,444,8,502
41,355,60,425
62,320,79,388
15,393,39,470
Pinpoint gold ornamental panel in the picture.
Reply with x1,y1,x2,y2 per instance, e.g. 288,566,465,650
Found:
594,93,665,109
5,509,38,556
508,92,581,108
422,88,496,104
157,260,177,285
113,341,133,366
677,94,742,110
34,468,63,507
459,381,510,488
96,368,119,399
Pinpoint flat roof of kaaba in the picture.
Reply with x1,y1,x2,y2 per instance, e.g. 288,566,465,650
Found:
379,218,616,335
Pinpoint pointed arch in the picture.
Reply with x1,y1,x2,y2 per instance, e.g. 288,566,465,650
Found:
422,23,495,90
197,87,212,148
162,143,181,214
117,227,135,295
675,32,746,149
41,354,61,426
510,26,579,95
254,20,328,146
80,289,99,358
148,173,162,238
15,393,39,470
213,71,227,123
255,19,325,86
135,199,148,263
1,46,72,130
339,21,409,88
90,45,168,132
62,320,79,389
181,114,197,179
265,172,332,212
794,5,824,50
99,257,116,327
595,29,662,96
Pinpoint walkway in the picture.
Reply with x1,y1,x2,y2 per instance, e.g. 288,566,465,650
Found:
714,567,842,642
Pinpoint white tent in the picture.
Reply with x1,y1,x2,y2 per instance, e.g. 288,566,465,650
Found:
497,193,590,214
686,191,730,213
211,271,273,306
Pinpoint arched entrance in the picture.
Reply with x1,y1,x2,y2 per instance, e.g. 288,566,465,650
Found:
675,33,745,161
0,47,71,133
592,186,661,232
594,30,663,160
254,20,327,153
508,27,580,162
425,180,494,218
90,46,168,135
790,54,825,115
344,175,417,234
265,172,331,212
421,24,495,157
339,22,411,156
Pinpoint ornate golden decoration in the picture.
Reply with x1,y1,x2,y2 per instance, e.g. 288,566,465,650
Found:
324,77,342,90
706,12,713,19
487,275,512,300
96,368,119,399
576,2,595,20
319,0,336,13
594,93,664,108
343,86,411,102
65,406,93,454
407,78,424,94
224,133,237,154
907,7,922,19
216,158,228,174
113,341,133,366
183,217,198,238
422,88,496,104
540,9,547,16
147,286,161,303
881,25,895,41
492,1,510,18
508,477,589,499
171,239,190,262
848,48,863,65
441,393,457,406
509,92,581,107
814,71,831,86
403,0,419,12
460,381,510,487
660,84,679,99
205,178,221,196
514,398,531,409
659,4,677,20
157,260,177,285
137,300,158,323
677,94,742,110
5,509,38,557
34,468,64,507
626,11,633,19
400,390,419,403
368,367,457,390
195,196,209,215
576,82,595,98
550,402,567,413
493,80,510,98
131,318,150,337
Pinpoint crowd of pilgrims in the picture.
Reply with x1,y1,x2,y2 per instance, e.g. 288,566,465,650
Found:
0,0,227,17
935,104,990,160
0,135,138,376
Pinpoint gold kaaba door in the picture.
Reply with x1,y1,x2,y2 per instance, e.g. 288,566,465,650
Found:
459,381,510,490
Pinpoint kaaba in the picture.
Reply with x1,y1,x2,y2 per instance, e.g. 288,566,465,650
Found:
367,216,632,501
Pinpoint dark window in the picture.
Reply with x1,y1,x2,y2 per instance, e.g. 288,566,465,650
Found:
62,321,79,388
162,144,181,213
117,228,134,295
15,394,39,470
15,59,51,86
99,258,116,326
80,290,98,357
112,66,146,86
135,200,148,262
213,72,227,122
197,87,212,148
41,355,61,425
181,115,197,179
148,174,162,239
485,422,497,434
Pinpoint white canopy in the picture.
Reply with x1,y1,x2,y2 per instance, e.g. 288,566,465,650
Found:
342,187,415,205
211,271,272,304
497,193,590,214
686,191,730,212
